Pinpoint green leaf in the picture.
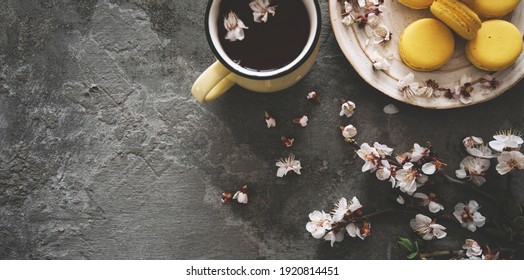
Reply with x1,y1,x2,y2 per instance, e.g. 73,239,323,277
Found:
484,228,510,240
407,252,418,259
397,237,415,251
504,199,523,219
513,216,524,230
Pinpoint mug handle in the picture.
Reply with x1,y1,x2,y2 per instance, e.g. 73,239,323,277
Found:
191,61,235,103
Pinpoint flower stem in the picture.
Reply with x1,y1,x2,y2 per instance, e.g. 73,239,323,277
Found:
506,172,514,199
419,250,460,259
441,173,500,204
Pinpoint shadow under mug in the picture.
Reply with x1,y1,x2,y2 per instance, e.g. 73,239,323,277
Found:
192,0,322,103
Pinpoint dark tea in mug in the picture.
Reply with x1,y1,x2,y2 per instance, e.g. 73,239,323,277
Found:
217,0,310,72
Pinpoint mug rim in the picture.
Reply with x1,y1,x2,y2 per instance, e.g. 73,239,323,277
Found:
205,0,321,80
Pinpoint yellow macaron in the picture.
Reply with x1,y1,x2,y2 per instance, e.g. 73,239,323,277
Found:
398,0,435,9
461,0,521,19
399,18,456,71
466,20,523,71
430,0,482,40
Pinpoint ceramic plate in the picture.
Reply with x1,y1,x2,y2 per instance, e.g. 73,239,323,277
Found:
329,0,524,109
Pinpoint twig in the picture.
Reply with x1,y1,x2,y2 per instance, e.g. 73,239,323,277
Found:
419,250,460,259
507,173,514,199
441,173,500,204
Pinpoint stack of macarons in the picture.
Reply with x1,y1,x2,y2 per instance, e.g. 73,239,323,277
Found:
397,0,523,72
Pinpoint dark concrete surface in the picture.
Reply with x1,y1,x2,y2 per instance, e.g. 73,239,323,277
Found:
1,0,523,259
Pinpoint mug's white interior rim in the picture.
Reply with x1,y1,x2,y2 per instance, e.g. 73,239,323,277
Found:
208,0,319,78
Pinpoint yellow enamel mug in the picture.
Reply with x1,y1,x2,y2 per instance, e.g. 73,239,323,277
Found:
192,0,322,103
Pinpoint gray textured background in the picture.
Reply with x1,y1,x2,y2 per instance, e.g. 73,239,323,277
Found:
1,0,523,259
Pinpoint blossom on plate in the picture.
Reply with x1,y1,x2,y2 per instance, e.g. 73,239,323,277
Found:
249,0,277,23
479,74,501,91
413,192,444,213
371,51,391,71
453,200,486,232
306,210,332,239
332,196,363,222
418,79,440,98
292,115,309,127
264,111,276,128
395,162,428,195
341,124,358,139
306,91,319,102
463,239,482,260
496,151,524,175
444,74,474,104
221,192,233,204
340,100,356,118
410,214,447,240
276,154,302,177
233,185,249,204
280,136,294,148
357,143,380,172
224,11,248,42
455,156,490,186
370,24,391,44
398,73,420,98
489,130,523,152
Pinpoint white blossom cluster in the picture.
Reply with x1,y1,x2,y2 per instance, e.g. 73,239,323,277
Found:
306,197,371,246
457,131,524,185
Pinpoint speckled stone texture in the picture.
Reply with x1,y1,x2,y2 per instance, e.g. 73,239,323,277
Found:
1,0,523,260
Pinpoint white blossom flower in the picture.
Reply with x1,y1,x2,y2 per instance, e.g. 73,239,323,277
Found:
463,136,484,149
453,200,486,232
332,196,363,222
249,0,277,23
371,24,391,44
342,125,358,139
371,51,391,71
410,143,429,162
376,160,392,181
281,136,294,148
489,130,524,152
292,115,308,127
340,101,356,118
306,210,331,239
357,143,380,172
398,73,420,98
455,156,490,186
224,11,248,41
233,191,248,204
496,151,524,175
276,154,302,177
264,111,276,128
374,142,393,158
324,227,345,247
413,192,444,213
395,162,428,195
463,239,482,260
306,91,319,101
346,221,371,240
479,74,501,92
410,214,447,240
